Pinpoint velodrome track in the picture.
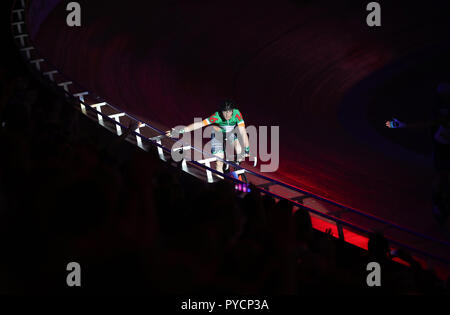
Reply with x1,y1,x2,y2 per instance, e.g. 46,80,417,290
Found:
29,1,450,257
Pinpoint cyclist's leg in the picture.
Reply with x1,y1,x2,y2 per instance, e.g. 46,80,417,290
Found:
211,133,225,175
231,134,249,183
233,133,242,161
215,152,225,174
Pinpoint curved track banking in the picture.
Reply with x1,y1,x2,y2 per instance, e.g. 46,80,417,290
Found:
28,1,450,260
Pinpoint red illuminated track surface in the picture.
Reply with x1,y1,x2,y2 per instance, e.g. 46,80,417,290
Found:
32,1,450,267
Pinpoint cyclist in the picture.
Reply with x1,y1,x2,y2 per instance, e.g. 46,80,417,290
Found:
166,99,250,174
385,83,450,224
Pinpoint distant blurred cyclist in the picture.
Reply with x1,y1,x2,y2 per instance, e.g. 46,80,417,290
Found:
386,83,450,225
385,83,450,171
166,99,250,174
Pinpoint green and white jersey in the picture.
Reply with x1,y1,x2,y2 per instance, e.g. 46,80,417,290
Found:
202,109,245,133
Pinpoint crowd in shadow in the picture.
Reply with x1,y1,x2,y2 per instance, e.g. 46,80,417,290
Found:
0,61,449,295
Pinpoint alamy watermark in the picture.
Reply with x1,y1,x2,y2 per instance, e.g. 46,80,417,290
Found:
170,118,280,173
366,262,381,287
366,2,381,27
66,2,81,27
66,2,381,28
66,261,81,287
